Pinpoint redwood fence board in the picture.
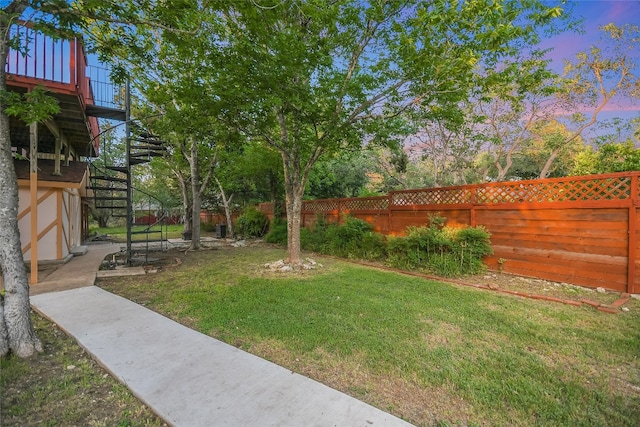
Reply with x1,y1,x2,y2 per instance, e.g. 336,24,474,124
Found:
489,236,626,257
389,209,470,233
499,257,627,282
477,207,628,221
487,224,627,239
492,245,626,266
492,260,627,292
259,172,640,293
481,221,627,233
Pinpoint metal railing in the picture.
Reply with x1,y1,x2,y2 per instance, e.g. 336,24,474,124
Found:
86,65,126,110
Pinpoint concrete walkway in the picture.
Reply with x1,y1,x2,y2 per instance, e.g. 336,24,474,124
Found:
30,244,413,427
31,242,121,295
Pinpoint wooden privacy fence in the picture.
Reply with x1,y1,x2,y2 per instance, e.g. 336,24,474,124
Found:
260,171,640,294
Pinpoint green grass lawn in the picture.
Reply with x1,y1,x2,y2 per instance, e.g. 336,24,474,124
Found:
96,224,185,241
98,246,640,426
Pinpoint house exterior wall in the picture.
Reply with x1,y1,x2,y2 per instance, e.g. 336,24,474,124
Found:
65,188,83,250
18,182,82,262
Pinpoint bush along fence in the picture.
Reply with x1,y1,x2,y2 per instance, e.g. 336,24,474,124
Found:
260,171,640,293
264,213,493,277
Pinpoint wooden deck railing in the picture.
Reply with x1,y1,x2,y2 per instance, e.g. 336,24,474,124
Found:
260,171,640,293
5,23,100,152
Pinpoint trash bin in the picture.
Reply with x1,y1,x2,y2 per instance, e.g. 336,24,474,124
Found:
216,224,227,238
182,230,192,240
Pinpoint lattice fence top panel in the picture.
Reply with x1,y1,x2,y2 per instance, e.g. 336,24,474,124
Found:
304,197,388,212
341,197,389,211
303,199,341,212
475,176,632,204
296,172,639,213
390,187,473,206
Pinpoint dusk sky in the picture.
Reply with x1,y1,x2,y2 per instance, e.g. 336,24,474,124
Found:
541,0,640,68
540,0,640,126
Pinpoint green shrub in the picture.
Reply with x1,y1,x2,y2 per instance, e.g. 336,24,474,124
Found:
326,217,373,258
299,215,387,261
265,211,492,277
428,252,461,277
325,217,368,257
386,236,412,269
235,207,269,238
453,226,494,274
301,215,330,253
387,214,492,276
300,227,315,249
388,223,446,270
201,222,217,232
265,217,288,244
355,231,387,261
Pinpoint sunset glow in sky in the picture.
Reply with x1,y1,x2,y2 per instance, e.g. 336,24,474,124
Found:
542,0,640,66
540,1,640,122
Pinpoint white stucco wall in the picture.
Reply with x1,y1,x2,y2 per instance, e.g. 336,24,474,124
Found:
18,184,82,262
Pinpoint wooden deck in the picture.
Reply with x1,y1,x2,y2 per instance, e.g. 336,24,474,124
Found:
5,23,123,157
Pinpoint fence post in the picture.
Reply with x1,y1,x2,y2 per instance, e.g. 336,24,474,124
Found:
387,192,393,234
628,174,638,294
470,186,477,227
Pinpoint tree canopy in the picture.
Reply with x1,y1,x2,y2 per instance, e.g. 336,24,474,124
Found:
178,0,572,263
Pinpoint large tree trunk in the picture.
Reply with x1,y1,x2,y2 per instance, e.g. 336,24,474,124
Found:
494,150,512,182
174,168,192,233
214,176,234,238
175,140,217,245
539,147,560,179
189,139,201,250
492,111,536,182
88,204,110,228
96,214,109,228
0,4,42,357
284,186,304,265
494,139,519,182
274,106,323,265
282,154,305,265
0,302,8,356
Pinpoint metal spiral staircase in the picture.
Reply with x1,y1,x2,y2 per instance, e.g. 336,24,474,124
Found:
86,76,169,266
88,125,169,265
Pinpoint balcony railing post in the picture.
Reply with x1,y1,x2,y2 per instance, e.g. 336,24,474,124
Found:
69,38,76,87
33,28,38,78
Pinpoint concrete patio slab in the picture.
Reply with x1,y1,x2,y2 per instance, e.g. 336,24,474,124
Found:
31,243,120,296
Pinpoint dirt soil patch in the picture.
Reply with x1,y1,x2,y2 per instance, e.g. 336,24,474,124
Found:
465,271,631,307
